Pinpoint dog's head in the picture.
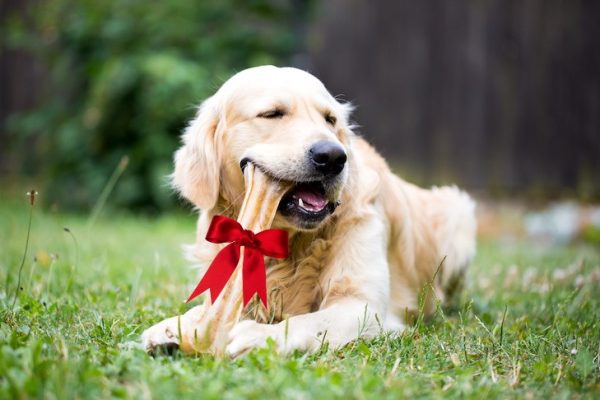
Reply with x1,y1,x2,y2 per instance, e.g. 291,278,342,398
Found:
172,66,354,231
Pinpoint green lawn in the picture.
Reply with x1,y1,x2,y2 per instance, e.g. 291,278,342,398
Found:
1,196,599,399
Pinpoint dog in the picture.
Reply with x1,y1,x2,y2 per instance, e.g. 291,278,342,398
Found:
142,65,476,357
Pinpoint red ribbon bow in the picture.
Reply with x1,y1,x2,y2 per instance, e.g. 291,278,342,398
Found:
186,215,288,308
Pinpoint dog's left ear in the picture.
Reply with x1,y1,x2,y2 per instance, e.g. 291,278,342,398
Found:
172,97,221,210
338,101,354,123
337,101,356,142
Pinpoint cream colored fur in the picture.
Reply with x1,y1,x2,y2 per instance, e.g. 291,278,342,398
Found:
142,66,476,357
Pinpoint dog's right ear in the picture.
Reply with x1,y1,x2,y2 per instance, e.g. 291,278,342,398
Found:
172,97,221,210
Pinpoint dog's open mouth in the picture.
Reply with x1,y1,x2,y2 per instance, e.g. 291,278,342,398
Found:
240,159,337,229
278,181,334,227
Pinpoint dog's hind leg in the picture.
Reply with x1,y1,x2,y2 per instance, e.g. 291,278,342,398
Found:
429,186,477,305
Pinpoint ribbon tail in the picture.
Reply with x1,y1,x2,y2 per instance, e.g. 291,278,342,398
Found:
186,243,240,303
242,247,268,309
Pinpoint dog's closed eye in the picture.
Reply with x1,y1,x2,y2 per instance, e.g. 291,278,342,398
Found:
258,109,285,119
324,113,337,126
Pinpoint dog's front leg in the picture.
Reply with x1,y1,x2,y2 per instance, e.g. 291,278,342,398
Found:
227,215,391,357
141,303,208,355
226,298,385,357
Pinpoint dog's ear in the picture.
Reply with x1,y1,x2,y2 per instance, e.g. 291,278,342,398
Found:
336,101,357,142
172,97,221,209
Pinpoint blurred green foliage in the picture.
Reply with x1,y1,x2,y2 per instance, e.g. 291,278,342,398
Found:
6,0,308,211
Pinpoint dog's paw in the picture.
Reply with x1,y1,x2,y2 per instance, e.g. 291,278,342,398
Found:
226,320,281,358
141,317,181,356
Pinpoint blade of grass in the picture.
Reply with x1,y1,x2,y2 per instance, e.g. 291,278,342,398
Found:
11,190,37,310
63,227,79,292
87,155,129,229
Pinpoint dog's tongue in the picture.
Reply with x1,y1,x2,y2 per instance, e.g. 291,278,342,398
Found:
294,184,328,211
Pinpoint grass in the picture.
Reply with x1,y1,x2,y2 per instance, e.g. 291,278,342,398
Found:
1,195,599,399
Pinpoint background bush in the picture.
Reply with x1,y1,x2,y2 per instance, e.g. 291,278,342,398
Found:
6,0,308,211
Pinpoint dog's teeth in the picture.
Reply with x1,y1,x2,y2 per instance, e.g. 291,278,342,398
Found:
298,198,305,208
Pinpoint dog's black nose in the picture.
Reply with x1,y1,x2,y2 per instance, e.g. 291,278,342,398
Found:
309,140,347,176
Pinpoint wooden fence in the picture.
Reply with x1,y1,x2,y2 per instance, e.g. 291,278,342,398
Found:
307,0,600,197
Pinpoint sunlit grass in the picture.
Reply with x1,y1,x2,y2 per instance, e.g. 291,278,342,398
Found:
1,195,599,399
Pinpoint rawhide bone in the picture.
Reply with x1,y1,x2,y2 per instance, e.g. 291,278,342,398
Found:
178,163,292,355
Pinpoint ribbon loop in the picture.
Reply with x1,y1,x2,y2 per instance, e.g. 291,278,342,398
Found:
186,215,288,309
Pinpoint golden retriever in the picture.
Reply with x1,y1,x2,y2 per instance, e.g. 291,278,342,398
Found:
142,65,476,357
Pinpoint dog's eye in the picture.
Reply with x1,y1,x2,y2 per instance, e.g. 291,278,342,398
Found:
258,109,285,119
325,114,337,126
